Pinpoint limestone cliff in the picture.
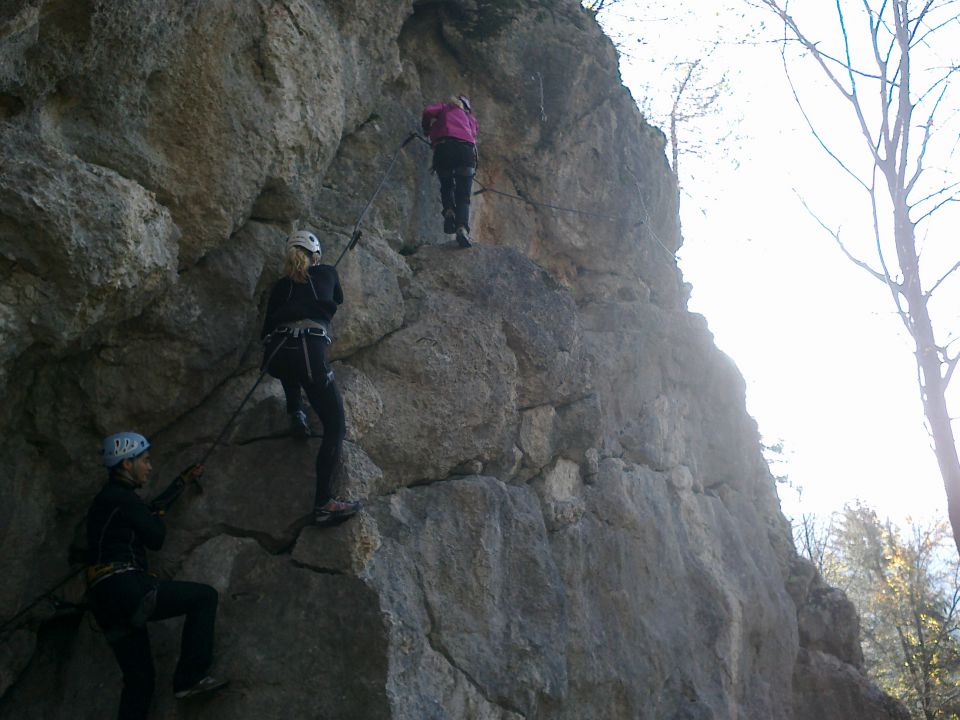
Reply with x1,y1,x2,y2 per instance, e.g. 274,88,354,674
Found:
0,2,907,719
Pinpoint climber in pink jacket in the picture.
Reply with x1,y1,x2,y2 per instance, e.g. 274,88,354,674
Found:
421,95,479,248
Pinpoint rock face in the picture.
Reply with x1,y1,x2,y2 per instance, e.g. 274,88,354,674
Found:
0,1,904,719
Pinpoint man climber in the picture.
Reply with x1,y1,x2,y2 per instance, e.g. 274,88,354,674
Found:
421,94,479,248
86,432,227,720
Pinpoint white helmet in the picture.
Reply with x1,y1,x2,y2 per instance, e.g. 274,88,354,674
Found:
287,230,321,257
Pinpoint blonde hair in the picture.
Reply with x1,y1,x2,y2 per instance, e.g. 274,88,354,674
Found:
449,95,461,106
284,247,320,283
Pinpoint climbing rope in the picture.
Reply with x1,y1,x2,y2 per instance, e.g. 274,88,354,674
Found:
194,338,288,474
471,179,638,223
333,131,421,268
0,337,291,633
199,134,423,468
411,133,676,260
193,132,424,470
472,179,678,261
2,126,681,640
0,566,85,636
1,325,297,632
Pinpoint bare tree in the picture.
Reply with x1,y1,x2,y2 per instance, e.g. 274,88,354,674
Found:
589,2,751,194
754,0,960,553
666,53,731,185
582,0,621,12
794,512,839,577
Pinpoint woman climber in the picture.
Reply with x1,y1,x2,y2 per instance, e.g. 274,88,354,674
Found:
260,230,361,527
421,94,479,248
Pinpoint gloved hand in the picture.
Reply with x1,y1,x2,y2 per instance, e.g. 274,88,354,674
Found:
150,464,204,514
178,464,204,485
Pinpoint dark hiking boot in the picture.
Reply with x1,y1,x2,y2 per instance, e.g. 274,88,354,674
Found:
455,226,472,248
175,676,229,700
313,498,362,527
443,209,456,235
289,410,311,439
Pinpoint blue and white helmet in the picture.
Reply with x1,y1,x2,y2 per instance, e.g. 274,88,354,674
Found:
287,230,321,257
102,432,150,468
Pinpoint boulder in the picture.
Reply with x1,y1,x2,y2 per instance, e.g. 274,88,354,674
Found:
363,477,568,717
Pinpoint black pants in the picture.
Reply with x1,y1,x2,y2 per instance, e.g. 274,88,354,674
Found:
433,140,477,230
90,573,218,720
265,333,346,508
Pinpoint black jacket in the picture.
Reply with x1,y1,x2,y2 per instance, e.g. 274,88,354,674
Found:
261,264,343,339
86,476,185,571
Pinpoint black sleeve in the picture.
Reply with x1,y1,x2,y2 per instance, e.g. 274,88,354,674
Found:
149,475,187,515
261,280,288,339
334,272,343,306
122,491,167,551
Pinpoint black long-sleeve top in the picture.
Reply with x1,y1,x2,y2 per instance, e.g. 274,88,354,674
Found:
85,475,185,571
260,264,343,339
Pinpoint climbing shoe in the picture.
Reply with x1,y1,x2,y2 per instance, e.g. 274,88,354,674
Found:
443,209,457,235
289,410,311,439
174,676,229,700
455,226,472,248
313,498,362,527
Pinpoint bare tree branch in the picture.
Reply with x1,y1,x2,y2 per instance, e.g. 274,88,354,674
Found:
944,354,960,391
796,192,894,285
763,0,887,168
914,194,960,226
865,164,912,326
910,179,960,211
780,55,873,192
925,258,960,298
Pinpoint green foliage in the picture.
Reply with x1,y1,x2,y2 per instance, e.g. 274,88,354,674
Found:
807,506,960,719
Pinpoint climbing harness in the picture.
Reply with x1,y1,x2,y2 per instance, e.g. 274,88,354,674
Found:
4,124,679,641
86,562,139,589
333,131,421,268
412,132,677,260
413,133,628,222
471,179,639,224
196,316,335,472
269,319,333,385
196,156,370,472
274,319,330,338
470,179,678,261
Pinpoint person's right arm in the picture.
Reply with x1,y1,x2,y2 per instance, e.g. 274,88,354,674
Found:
119,490,167,551
422,103,443,135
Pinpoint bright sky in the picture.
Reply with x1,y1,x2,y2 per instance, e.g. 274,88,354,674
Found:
597,1,960,525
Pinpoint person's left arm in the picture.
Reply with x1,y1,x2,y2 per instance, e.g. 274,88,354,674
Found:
333,270,343,306
261,280,287,339
149,464,204,514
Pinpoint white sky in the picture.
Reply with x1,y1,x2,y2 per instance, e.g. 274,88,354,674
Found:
597,1,960,525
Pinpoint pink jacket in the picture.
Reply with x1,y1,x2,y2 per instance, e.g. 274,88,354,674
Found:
421,103,478,146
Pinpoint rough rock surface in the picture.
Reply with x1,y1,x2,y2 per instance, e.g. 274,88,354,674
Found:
0,1,905,718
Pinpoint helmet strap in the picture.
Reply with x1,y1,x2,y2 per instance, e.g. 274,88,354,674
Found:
110,463,136,486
